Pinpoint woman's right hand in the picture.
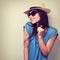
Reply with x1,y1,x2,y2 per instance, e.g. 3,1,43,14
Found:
37,27,45,37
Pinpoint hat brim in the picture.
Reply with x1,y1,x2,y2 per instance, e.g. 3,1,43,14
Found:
24,7,51,14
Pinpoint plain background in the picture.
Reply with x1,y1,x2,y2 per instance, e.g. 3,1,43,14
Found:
0,0,60,60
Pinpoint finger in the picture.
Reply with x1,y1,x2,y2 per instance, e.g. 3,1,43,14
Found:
37,27,44,32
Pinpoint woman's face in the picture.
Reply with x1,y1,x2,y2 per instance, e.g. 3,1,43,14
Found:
28,10,40,24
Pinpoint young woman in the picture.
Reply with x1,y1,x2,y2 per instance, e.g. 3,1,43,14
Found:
23,3,58,60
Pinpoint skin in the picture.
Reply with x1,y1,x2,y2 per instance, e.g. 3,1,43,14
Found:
24,12,58,60
24,28,29,60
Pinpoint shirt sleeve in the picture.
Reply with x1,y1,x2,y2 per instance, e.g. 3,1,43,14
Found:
48,27,58,39
23,22,33,36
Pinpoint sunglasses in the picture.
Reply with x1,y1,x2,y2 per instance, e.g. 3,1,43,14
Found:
28,10,38,17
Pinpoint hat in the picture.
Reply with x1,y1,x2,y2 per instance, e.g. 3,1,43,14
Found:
24,2,51,14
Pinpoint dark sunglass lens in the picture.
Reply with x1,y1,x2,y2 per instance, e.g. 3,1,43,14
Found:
28,11,37,16
28,13,30,16
31,11,36,16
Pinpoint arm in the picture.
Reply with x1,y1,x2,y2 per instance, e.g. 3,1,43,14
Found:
24,28,29,60
37,27,58,56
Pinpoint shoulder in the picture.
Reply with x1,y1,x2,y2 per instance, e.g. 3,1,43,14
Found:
48,27,58,33
24,22,33,30
24,22,33,35
23,21,33,28
25,22,33,27
47,26,58,39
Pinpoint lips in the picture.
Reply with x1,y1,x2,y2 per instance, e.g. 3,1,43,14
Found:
30,17,33,21
30,17,35,21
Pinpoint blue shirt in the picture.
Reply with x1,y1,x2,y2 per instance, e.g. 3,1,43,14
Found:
24,22,58,60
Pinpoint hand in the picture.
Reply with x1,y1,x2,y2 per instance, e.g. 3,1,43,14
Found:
37,27,45,37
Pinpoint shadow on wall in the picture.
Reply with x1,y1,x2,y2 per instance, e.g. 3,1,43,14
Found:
48,35,60,60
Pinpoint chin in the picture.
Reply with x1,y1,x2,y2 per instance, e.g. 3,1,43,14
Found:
31,22,36,24
31,21,38,24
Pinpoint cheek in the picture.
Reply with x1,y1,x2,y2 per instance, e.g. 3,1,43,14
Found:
32,17,40,24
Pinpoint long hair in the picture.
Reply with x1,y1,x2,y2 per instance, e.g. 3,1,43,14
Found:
29,9,49,39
